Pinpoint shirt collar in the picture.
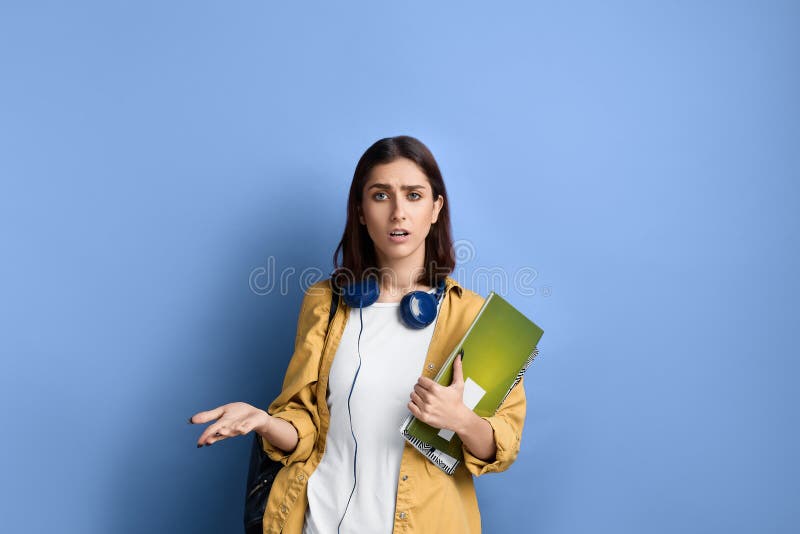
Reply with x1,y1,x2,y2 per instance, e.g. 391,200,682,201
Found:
444,276,464,298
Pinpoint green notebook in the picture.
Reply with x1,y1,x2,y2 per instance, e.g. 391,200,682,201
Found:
399,292,544,475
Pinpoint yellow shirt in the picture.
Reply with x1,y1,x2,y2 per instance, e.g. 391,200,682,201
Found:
261,276,527,534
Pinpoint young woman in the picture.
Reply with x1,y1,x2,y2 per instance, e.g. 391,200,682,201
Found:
190,136,527,533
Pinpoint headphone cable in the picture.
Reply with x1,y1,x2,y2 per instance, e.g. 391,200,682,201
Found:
337,300,364,533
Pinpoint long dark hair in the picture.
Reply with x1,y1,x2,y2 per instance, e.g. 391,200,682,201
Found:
332,135,455,290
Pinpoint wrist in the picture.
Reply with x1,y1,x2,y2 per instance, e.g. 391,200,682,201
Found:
452,404,475,436
254,410,273,437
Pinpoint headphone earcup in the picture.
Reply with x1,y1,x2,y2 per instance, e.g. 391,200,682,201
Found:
342,277,380,308
399,290,438,329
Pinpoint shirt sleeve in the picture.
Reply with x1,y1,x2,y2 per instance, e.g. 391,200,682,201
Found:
461,375,527,476
260,281,332,465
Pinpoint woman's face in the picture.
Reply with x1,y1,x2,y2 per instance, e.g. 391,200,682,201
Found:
359,157,444,270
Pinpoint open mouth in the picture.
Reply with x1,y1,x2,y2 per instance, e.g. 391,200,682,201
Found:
389,230,410,243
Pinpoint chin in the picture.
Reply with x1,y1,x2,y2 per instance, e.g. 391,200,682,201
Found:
375,241,422,261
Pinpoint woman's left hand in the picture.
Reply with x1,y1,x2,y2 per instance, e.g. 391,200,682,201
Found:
408,353,470,432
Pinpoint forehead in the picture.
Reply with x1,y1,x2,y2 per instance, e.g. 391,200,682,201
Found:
365,158,431,189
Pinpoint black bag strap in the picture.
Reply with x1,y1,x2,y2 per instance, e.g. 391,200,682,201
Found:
327,278,339,327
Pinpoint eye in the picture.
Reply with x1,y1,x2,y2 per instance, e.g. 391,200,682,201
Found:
408,191,422,200
373,191,389,200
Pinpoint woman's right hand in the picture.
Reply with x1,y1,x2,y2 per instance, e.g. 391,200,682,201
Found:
189,402,271,447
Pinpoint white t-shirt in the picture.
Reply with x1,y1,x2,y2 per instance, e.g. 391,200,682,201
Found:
303,289,442,534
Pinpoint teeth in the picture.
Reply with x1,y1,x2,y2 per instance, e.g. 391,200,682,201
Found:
391,232,408,236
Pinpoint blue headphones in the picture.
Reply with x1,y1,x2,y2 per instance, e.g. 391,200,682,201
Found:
340,277,447,328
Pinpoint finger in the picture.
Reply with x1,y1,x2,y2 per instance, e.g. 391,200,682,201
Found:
198,421,230,445
216,425,234,437
417,376,439,391
200,416,260,446
413,384,431,402
407,400,423,419
410,390,426,407
191,406,227,425
207,429,231,445
451,353,464,386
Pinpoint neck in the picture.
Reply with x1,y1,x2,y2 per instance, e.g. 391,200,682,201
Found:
374,250,430,298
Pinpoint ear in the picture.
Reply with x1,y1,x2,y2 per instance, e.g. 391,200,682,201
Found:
357,205,365,225
431,194,444,224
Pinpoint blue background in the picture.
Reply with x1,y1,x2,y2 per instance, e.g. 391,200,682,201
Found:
1,1,798,532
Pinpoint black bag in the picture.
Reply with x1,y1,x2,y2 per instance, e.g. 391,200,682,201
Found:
244,286,339,534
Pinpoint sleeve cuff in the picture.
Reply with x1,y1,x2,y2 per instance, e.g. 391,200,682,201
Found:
260,409,317,466
461,413,521,476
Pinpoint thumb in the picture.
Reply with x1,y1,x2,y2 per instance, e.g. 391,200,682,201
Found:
189,406,225,425
451,351,464,387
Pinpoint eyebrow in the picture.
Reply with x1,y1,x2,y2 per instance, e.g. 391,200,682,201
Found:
367,183,427,191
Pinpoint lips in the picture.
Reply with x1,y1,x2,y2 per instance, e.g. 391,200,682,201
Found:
388,228,410,243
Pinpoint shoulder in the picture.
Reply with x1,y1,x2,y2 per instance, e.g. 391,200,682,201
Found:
291,279,335,340
446,276,484,305
444,276,486,320
291,279,335,326
457,285,484,305
300,278,335,310
304,278,334,298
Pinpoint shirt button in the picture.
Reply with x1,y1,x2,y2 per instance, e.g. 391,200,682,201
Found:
297,474,305,482
401,475,408,481
280,504,287,514
427,363,435,370
398,512,407,520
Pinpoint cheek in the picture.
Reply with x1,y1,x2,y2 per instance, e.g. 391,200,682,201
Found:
414,203,436,224
360,205,378,227
359,203,374,224
360,208,387,241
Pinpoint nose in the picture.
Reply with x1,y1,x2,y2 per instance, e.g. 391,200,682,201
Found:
391,199,407,221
